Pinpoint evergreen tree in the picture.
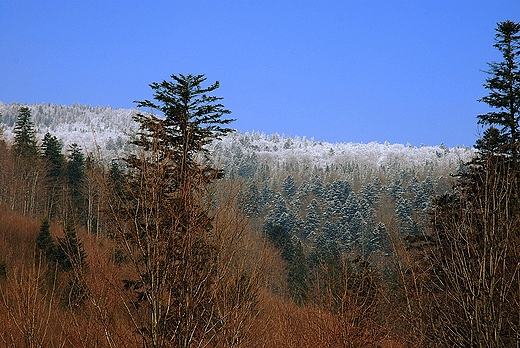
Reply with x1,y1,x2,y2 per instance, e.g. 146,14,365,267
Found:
56,221,87,272
342,193,359,222
264,193,297,234
36,218,56,261
56,221,88,307
108,159,125,193
41,132,65,179
282,174,297,198
241,182,261,217
305,199,321,237
477,20,520,157
67,143,85,188
110,73,234,347
0,111,4,136
287,238,309,306
67,143,86,220
418,21,520,346
395,197,413,223
133,73,234,189
42,133,66,218
264,223,309,305
13,106,39,158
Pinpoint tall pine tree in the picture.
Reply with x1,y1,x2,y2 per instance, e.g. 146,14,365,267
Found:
109,73,234,347
13,106,39,158
420,21,520,346
477,20,520,158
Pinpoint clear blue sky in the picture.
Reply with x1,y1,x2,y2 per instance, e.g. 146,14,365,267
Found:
1,1,519,147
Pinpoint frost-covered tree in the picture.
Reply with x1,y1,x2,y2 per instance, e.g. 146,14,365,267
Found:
305,199,321,237
241,182,262,217
342,193,359,222
282,174,297,198
264,193,297,234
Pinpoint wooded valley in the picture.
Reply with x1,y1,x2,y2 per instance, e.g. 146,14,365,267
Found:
0,20,519,347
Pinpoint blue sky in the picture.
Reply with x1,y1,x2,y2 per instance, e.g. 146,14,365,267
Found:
1,1,519,147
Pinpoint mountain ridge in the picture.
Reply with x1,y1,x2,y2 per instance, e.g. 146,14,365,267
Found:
0,102,473,174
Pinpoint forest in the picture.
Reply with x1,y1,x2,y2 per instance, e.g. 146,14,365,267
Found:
0,20,519,347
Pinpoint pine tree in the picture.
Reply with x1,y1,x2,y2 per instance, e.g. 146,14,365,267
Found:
41,132,65,179
56,221,88,307
66,143,86,219
133,73,234,189
477,20,520,157
42,132,66,218
287,238,309,306
282,174,297,198
109,73,234,347
56,221,87,272
419,21,520,346
13,106,39,158
305,199,321,237
36,218,56,261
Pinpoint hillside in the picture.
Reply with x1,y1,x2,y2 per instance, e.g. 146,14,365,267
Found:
0,101,473,254
0,101,473,168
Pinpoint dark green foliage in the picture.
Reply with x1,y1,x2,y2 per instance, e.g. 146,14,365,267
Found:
67,143,86,218
0,111,3,136
419,21,520,346
0,260,6,280
241,182,261,217
287,239,309,305
264,223,309,305
133,73,234,189
13,106,39,158
41,132,65,178
56,222,87,272
67,143,85,190
109,159,125,193
41,133,66,218
395,197,413,223
476,20,520,157
36,218,56,261
237,153,257,178
388,179,404,200
305,199,321,237
264,193,297,234
111,73,235,347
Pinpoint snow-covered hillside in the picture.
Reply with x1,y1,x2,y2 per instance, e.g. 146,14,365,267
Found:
0,102,474,175
211,131,472,177
0,102,137,157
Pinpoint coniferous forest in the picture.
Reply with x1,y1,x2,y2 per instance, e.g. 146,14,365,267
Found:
0,20,519,347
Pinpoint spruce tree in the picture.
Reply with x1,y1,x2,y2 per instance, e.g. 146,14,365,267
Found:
420,21,520,346
36,218,56,261
42,133,66,218
477,20,520,157
13,106,38,158
56,222,87,272
41,132,65,179
282,174,297,198
110,73,234,347
67,143,86,219
133,73,234,189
